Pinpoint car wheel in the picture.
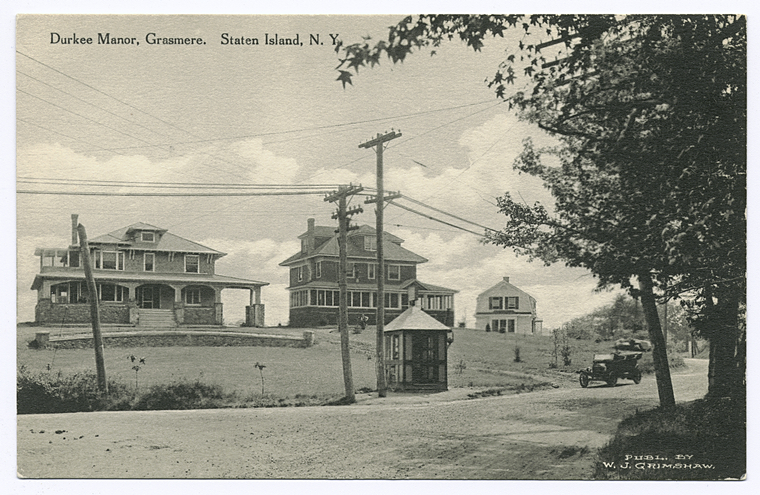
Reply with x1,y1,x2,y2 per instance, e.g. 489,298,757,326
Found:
606,374,617,387
633,369,642,384
579,372,590,388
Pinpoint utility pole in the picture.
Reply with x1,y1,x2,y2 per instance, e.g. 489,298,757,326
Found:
77,223,108,394
325,184,363,403
360,130,401,398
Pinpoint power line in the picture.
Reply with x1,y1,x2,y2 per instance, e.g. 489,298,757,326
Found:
17,69,171,141
17,177,342,189
17,190,335,197
397,195,496,232
16,118,128,156
52,99,501,154
16,88,161,148
387,200,489,239
17,51,286,184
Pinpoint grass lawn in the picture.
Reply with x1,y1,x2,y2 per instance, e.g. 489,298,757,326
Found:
17,323,689,399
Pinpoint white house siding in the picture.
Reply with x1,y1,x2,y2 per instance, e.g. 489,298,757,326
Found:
473,277,543,335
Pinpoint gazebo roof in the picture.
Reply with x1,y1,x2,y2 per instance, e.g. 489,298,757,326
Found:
384,304,451,332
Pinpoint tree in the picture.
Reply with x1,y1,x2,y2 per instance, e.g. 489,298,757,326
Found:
336,15,746,404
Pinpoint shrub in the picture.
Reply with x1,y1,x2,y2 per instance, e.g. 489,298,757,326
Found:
594,397,746,480
513,346,522,363
17,366,132,414
131,381,227,411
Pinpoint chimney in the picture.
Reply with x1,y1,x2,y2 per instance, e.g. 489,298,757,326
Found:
503,276,510,284
407,285,417,305
71,214,79,245
306,218,315,253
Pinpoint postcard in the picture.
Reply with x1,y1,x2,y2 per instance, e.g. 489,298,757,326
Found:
15,13,747,483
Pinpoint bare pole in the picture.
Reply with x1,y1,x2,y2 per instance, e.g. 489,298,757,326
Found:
360,130,401,398
77,224,108,394
325,184,363,403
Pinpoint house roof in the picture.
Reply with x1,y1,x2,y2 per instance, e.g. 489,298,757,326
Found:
298,225,336,239
478,277,536,302
31,270,268,291
285,278,456,293
400,279,459,293
88,223,225,256
281,225,426,266
384,304,451,332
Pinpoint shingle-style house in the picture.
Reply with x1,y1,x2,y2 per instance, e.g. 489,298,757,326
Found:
32,214,268,328
279,218,457,327
474,277,544,335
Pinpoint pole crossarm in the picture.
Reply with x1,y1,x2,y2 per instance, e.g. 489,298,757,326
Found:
364,191,402,205
324,184,364,204
358,130,402,149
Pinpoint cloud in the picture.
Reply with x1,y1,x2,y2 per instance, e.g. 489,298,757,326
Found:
199,237,299,326
229,138,301,184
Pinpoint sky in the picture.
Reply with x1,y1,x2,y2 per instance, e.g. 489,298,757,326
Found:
13,13,640,330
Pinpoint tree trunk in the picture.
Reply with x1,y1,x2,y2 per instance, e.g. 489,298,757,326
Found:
638,273,675,408
706,291,740,399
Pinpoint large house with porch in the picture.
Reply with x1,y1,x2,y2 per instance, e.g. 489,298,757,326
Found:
31,215,268,328
474,277,544,335
280,218,457,327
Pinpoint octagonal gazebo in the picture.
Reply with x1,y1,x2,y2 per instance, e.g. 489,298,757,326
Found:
384,303,453,392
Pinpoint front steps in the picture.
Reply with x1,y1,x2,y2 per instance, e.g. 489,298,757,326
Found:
137,308,177,328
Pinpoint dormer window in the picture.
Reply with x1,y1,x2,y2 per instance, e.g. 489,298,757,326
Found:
141,232,155,243
185,254,199,273
364,236,377,251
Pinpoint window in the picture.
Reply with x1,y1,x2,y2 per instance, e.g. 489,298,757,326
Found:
507,297,519,309
296,266,304,282
347,263,356,279
144,253,155,272
290,290,309,307
98,251,124,270
384,293,400,308
316,261,322,278
141,232,155,242
367,263,376,279
98,283,127,302
364,236,377,251
51,282,87,304
387,265,400,281
508,320,516,333
186,288,202,305
185,254,199,273
489,297,503,310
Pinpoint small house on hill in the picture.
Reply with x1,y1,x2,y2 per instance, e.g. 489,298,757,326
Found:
474,277,543,335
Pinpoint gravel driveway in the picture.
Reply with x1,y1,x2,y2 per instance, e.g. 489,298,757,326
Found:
17,359,708,479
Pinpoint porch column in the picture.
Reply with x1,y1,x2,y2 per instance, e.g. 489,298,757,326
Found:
169,284,185,324
122,283,139,325
214,287,223,325
246,286,265,327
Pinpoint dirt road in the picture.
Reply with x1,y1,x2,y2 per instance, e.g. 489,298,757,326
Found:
17,359,707,479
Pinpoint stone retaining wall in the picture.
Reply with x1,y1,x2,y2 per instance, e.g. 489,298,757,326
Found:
41,331,315,350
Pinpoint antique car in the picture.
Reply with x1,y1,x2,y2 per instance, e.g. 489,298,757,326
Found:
578,339,650,388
